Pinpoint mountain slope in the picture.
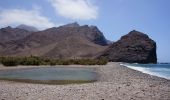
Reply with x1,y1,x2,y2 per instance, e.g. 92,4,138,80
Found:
16,24,38,32
0,23,108,59
0,24,157,63
0,26,31,43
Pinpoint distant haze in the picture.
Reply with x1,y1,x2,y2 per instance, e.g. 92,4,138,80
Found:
16,24,38,32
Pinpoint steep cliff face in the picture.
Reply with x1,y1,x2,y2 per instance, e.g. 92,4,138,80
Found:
98,30,157,63
87,26,108,46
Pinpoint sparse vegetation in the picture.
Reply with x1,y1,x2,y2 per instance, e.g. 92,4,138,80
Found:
0,56,108,66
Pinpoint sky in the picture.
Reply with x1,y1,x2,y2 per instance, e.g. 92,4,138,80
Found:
0,0,170,62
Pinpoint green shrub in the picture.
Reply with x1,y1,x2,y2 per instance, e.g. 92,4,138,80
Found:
1,57,19,66
49,60,56,66
0,56,108,66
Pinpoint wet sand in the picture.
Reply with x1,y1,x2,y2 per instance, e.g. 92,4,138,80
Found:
0,62,170,100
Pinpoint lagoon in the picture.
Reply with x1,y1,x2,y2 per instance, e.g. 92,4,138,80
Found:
0,67,98,84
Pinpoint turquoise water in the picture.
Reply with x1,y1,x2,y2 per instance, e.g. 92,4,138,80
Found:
121,63,170,80
0,67,97,84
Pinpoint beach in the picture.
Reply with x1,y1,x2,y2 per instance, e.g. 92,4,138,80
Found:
0,62,170,100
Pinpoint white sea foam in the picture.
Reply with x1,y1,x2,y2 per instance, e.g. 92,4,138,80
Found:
120,63,170,80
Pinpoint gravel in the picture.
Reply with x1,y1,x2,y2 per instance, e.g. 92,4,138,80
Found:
0,62,170,100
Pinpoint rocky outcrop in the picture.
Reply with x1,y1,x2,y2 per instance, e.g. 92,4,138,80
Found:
98,30,157,63
87,26,108,46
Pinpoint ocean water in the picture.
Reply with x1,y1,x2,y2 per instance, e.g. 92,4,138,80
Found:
121,63,170,80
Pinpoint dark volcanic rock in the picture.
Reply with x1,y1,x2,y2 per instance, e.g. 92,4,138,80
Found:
98,30,157,63
87,26,108,46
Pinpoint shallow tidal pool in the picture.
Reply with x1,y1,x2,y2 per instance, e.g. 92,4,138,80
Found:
0,67,98,85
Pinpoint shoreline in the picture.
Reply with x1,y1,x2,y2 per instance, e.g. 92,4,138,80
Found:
120,63,170,80
0,62,170,100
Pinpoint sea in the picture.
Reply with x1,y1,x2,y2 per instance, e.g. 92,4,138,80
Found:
121,63,170,80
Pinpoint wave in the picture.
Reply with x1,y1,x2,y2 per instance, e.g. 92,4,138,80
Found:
120,63,170,80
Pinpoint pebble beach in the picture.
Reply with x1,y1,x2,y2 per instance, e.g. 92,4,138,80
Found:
0,62,170,100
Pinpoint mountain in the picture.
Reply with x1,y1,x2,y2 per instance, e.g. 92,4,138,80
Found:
62,22,80,27
0,26,31,43
0,23,157,63
98,30,157,63
0,23,108,58
106,40,113,45
16,24,38,32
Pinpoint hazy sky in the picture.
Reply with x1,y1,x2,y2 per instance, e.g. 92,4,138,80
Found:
0,0,170,62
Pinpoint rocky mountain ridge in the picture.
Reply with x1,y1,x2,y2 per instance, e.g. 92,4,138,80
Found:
0,23,108,59
0,23,157,63
16,24,38,32
0,26,31,43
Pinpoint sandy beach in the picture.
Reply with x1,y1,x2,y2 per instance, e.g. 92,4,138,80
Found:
0,62,170,100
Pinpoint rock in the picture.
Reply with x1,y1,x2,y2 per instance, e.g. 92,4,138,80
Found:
87,25,108,46
98,30,157,63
